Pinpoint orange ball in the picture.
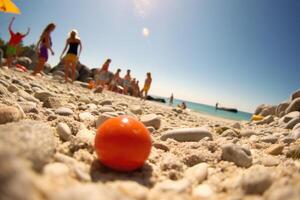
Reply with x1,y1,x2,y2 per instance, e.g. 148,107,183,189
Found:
94,116,152,171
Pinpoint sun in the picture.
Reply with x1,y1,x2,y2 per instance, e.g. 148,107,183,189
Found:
142,27,150,37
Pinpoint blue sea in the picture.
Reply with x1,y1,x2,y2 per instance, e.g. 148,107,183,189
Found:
152,96,253,121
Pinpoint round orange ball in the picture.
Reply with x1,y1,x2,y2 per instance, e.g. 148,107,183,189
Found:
94,116,152,171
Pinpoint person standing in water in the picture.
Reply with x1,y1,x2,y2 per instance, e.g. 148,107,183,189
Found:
6,17,30,67
60,30,82,83
32,23,56,75
140,72,152,99
169,93,174,106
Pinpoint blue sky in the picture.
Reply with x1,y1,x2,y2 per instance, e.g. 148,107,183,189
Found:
0,0,299,112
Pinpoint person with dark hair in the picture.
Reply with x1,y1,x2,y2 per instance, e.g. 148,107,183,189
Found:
109,68,121,91
6,17,30,67
96,59,112,87
60,30,82,83
123,69,132,95
32,23,55,75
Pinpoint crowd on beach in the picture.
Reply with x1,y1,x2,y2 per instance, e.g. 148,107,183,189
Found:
1,18,152,99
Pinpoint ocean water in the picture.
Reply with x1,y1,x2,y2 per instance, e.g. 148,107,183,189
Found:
153,96,253,121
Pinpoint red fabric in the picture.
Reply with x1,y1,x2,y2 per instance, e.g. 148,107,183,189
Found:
8,31,24,46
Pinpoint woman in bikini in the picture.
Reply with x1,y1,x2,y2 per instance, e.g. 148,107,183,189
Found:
60,30,82,83
32,23,55,75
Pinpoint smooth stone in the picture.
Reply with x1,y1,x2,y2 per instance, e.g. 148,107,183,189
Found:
79,112,95,122
261,156,281,167
55,107,74,116
291,128,300,140
0,120,56,171
221,144,252,167
141,114,161,130
95,113,114,128
107,181,148,200
291,89,300,100
99,100,113,106
0,105,25,124
153,142,169,151
281,111,300,123
43,96,65,109
266,144,284,155
76,128,95,145
231,122,241,129
130,105,142,115
17,90,39,103
286,145,300,159
285,117,300,129
276,102,290,117
292,123,300,131
256,115,274,125
147,126,156,133
78,96,91,104
7,84,19,93
161,127,212,142
241,130,257,137
99,106,115,113
18,102,38,113
192,184,214,199
260,135,278,144
286,98,300,114
241,165,273,194
279,136,295,144
34,91,54,102
57,122,72,141
184,163,208,184
43,162,70,178
221,129,239,138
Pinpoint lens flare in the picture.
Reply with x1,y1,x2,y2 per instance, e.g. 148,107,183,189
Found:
143,27,150,37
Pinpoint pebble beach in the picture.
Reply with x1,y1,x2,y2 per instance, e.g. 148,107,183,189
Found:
0,67,300,200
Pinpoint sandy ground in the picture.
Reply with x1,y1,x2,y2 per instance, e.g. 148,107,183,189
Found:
0,67,299,200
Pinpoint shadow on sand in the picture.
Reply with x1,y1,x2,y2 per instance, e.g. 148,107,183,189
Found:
90,159,154,187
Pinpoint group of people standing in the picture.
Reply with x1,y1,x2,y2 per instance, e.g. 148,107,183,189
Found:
1,18,152,98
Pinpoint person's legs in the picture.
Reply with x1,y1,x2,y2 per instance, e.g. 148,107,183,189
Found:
64,61,70,82
32,58,46,75
71,62,76,83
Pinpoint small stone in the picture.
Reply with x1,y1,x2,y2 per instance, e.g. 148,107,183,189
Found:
79,96,91,104
130,105,143,115
43,162,70,178
264,186,300,200
95,113,114,128
241,130,257,137
160,153,183,171
260,135,278,144
285,98,300,114
55,107,74,116
34,91,54,102
286,145,300,159
192,184,214,199
99,100,113,106
99,106,115,113
0,105,25,124
17,90,39,103
266,144,284,155
292,123,300,131
7,84,19,93
141,114,161,130
291,129,300,140
43,96,65,109
241,165,273,194
79,112,95,122
221,129,239,138
107,181,149,200
279,111,300,123
221,144,252,167
147,126,156,133
261,156,281,167
231,122,241,129
184,163,208,184
57,122,72,141
161,127,212,142
285,117,300,129
18,102,38,113
280,136,295,144
153,142,169,151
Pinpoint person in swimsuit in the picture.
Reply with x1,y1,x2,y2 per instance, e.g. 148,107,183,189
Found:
123,69,131,95
6,17,30,67
141,72,152,99
60,30,82,83
108,68,121,92
96,59,111,87
32,23,55,75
